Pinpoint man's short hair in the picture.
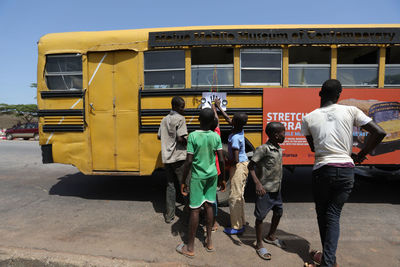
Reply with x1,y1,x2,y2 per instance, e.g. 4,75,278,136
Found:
171,96,185,108
199,108,215,126
320,79,342,99
233,112,248,127
265,122,285,138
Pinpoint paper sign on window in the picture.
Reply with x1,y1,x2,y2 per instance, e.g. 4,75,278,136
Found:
201,92,227,111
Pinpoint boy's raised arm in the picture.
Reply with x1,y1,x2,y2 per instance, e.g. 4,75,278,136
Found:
215,98,232,125
211,102,220,127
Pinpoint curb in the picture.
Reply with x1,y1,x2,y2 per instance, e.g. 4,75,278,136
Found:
0,246,191,267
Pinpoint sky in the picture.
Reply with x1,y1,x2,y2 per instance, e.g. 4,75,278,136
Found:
0,0,399,104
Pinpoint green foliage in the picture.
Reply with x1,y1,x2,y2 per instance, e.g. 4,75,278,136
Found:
0,103,38,123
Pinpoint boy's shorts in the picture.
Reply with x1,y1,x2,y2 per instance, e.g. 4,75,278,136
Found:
189,175,217,209
254,191,283,221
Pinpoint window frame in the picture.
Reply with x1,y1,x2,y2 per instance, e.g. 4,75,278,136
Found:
384,63,400,87
337,63,379,87
45,53,83,91
289,64,331,87
240,48,282,86
191,64,234,88
143,50,185,89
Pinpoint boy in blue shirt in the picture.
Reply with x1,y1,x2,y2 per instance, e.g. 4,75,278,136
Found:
223,112,249,235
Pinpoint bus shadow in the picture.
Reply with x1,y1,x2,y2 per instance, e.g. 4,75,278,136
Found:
49,166,400,218
49,169,168,214
275,167,400,204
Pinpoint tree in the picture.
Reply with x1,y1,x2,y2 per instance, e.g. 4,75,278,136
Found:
0,104,38,123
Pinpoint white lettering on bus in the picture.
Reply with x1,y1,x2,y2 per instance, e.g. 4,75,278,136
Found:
266,112,308,131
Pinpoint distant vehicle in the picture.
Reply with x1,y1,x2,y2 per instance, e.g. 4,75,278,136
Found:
5,123,39,140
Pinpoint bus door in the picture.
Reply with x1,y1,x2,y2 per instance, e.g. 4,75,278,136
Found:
87,51,139,171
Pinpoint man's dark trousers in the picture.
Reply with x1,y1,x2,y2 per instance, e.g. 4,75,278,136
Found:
164,160,186,222
312,166,354,267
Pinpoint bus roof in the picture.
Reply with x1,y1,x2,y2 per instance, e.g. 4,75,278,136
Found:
38,24,400,55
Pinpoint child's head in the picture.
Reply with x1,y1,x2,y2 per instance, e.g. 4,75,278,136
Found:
199,108,215,130
171,96,185,115
265,122,285,144
210,117,218,131
232,112,248,131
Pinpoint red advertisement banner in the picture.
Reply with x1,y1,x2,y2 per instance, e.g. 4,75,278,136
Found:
263,88,400,165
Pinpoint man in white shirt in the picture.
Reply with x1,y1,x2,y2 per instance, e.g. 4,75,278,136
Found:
301,79,386,267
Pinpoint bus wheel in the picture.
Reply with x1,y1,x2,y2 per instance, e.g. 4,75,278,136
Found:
34,134,39,141
6,134,13,140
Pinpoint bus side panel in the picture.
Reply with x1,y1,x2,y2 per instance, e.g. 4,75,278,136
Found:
88,52,115,171
88,51,140,172
139,133,163,176
37,54,92,174
263,88,400,166
114,51,139,171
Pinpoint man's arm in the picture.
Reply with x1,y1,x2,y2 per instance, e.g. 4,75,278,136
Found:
305,135,315,152
248,160,266,196
180,154,193,196
352,121,386,163
176,118,188,145
157,126,161,140
177,135,187,146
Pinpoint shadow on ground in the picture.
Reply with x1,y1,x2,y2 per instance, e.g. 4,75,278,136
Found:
49,166,400,218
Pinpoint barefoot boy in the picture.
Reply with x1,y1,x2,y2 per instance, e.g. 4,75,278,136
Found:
176,108,225,258
248,122,286,260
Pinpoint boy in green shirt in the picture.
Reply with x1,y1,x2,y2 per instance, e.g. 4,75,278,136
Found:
176,108,225,258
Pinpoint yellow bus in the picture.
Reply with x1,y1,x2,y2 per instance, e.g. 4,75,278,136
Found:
37,24,400,175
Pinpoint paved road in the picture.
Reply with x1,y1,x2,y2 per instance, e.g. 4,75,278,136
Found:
0,140,399,266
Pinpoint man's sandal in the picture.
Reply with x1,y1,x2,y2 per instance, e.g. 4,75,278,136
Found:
256,247,271,260
310,250,322,264
176,243,194,258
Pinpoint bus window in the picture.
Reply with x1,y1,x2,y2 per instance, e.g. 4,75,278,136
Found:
191,47,233,88
45,54,82,90
337,47,378,87
240,48,281,86
385,46,400,87
289,46,330,87
144,50,185,89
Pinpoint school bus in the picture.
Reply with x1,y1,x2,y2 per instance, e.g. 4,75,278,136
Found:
37,24,400,175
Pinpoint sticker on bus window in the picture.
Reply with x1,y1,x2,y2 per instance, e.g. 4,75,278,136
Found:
201,92,227,111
